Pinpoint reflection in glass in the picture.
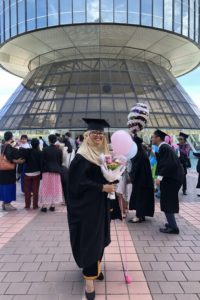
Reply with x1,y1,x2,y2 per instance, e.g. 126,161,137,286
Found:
164,0,172,30
5,0,10,40
101,0,113,22
195,0,199,43
141,0,152,26
37,1,47,28
128,0,140,24
18,0,25,33
60,0,72,24
48,0,59,26
174,0,181,33
182,0,188,36
27,0,36,31
114,0,127,23
87,0,99,22
73,0,85,23
189,0,195,39
153,0,163,28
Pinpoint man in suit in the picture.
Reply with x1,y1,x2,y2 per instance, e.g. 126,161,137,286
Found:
152,130,184,234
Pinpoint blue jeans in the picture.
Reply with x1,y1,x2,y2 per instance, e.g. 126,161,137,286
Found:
165,213,178,229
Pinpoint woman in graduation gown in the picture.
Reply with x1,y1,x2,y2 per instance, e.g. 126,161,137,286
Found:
129,136,155,223
67,118,116,300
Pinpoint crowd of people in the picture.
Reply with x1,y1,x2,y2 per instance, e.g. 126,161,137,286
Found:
0,122,198,300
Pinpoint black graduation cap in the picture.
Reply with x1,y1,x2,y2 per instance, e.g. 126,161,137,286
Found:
154,129,168,140
82,118,110,131
179,132,189,140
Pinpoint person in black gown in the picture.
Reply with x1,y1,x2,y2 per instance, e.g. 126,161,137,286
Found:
128,136,155,223
152,130,184,234
67,118,116,300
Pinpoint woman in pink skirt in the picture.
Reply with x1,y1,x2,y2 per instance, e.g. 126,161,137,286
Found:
40,134,63,212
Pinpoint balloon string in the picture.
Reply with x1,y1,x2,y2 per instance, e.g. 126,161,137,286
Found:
118,196,128,276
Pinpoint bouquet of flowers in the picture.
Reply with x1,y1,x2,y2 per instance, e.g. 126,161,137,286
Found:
99,153,126,199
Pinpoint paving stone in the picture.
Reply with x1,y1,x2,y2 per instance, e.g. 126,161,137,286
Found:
180,282,200,293
155,254,174,262
24,272,46,282
175,247,194,254
144,271,166,281
35,255,53,262
159,282,183,293
148,282,162,294
164,271,186,281
152,295,176,300
138,254,156,262
20,263,41,272
3,272,26,283
150,262,170,271
39,262,58,271
17,255,36,263
0,282,10,294
168,262,189,270
13,296,36,300
144,247,161,254
0,272,7,282
6,283,31,295
0,255,20,263
52,254,71,262
172,254,192,261
186,262,200,270
45,271,65,282
1,263,22,272
175,295,199,300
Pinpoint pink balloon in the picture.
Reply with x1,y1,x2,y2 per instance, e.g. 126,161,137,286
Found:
111,130,133,156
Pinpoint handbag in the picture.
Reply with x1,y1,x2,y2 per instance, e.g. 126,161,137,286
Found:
0,145,15,171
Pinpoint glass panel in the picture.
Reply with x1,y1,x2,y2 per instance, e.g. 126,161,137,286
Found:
114,0,127,23
37,0,47,28
174,0,181,33
87,0,99,22
73,0,86,23
18,0,25,33
5,0,10,40
182,0,189,36
27,0,36,31
164,0,173,30
128,0,140,24
101,0,113,22
153,0,163,28
0,0,4,42
48,0,59,26
11,0,17,36
141,0,152,26
60,0,72,24
189,0,195,39
195,0,199,42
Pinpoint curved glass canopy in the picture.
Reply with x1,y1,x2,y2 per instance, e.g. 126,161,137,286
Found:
0,59,199,130
0,0,199,45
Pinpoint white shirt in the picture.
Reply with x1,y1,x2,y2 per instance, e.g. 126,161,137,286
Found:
157,142,167,181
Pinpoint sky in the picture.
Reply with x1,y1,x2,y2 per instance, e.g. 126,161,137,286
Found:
0,66,200,110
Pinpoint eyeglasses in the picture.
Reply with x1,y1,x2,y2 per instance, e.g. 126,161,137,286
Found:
178,138,184,141
90,131,104,136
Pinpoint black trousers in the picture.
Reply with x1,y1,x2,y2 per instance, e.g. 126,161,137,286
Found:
182,173,187,192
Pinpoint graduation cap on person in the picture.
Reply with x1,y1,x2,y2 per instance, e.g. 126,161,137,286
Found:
179,132,189,140
154,129,168,141
82,118,110,131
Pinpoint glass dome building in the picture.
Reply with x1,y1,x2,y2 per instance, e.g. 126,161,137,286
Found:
0,0,199,130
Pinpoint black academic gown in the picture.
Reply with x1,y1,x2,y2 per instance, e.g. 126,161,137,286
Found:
129,138,155,218
67,154,111,269
156,144,184,214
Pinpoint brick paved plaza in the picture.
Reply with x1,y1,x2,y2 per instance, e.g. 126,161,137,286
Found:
0,172,200,300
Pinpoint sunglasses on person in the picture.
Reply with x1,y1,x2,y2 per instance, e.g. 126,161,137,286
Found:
90,131,104,137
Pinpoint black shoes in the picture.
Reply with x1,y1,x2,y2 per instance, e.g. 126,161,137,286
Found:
41,207,47,212
49,206,55,212
97,272,104,281
183,191,187,195
85,290,95,300
160,227,179,234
